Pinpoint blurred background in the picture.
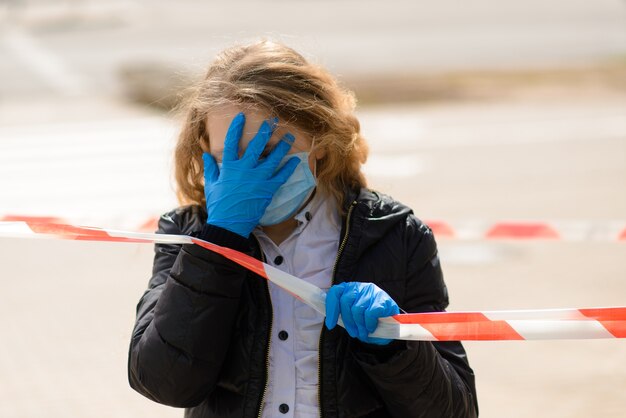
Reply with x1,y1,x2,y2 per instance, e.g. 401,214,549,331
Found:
1,0,625,417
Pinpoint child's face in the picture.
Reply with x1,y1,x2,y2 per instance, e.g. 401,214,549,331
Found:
204,104,320,172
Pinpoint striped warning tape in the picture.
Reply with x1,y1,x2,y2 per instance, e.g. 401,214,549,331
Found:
2,214,625,241
0,220,624,341
426,220,626,242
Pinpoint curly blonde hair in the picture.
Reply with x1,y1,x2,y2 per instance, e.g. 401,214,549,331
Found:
173,39,368,215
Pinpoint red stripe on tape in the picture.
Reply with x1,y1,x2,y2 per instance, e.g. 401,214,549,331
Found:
27,222,111,238
594,321,626,338
579,307,626,337
486,223,560,239
394,312,524,341
619,228,626,241
420,321,525,341
27,222,150,243
191,238,267,279
139,217,159,233
425,220,455,238
578,307,626,322
393,312,490,324
74,235,154,243
2,215,65,223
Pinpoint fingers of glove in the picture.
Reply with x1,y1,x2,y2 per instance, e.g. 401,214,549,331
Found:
325,283,346,330
241,118,277,165
257,133,295,171
352,304,370,342
364,303,385,335
352,284,376,341
223,112,246,162
364,299,399,335
358,298,400,334
389,303,400,316
339,284,360,338
202,152,220,184
271,155,301,185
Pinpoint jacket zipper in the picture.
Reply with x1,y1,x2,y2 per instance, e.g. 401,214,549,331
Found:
253,235,273,418
318,200,358,418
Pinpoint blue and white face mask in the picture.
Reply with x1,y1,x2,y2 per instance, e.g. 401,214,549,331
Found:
217,151,317,227
258,151,316,226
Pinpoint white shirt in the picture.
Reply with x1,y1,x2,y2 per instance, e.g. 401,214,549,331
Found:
253,191,341,418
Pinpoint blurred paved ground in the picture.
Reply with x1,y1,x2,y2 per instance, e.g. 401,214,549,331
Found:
0,94,625,418
1,1,625,417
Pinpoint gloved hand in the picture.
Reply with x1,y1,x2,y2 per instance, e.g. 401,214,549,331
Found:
325,282,400,345
203,112,300,238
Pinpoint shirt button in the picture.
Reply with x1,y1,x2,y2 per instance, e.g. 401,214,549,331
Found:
305,211,312,221
279,403,289,414
274,255,284,265
278,330,289,341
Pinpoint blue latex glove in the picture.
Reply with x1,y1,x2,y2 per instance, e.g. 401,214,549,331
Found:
325,282,400,345
203,112,300,238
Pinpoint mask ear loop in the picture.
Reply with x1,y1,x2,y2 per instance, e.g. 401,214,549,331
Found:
303,138,318,209
311,137,318,178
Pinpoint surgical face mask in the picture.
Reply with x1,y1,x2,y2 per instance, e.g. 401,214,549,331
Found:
258,151,316,226
217,151,317,226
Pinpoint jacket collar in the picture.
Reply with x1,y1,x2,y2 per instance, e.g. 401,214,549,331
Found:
333,187,413,283
342,187,413,230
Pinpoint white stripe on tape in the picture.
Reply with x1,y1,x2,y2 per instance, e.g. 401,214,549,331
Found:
509,320,615,340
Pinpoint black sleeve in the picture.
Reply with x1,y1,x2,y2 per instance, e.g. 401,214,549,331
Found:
127,210,251,408
352,217,479,417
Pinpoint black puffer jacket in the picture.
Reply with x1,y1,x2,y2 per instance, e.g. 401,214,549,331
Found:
128,188,478,417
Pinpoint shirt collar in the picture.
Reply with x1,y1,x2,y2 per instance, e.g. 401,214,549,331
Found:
293,188,323,227
253,188,339,243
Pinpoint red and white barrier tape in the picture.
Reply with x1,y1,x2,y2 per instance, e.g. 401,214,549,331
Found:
426,220,626,242
1,220,625,341
2,215,625,241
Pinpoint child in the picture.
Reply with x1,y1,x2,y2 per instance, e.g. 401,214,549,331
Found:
128,39,478,418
